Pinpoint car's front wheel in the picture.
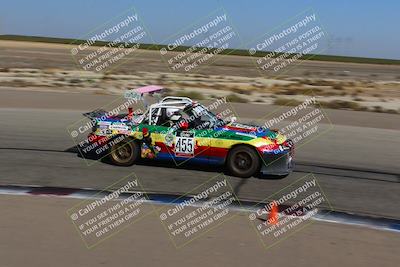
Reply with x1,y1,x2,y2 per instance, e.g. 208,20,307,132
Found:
109,137,140,166
227,146,260,178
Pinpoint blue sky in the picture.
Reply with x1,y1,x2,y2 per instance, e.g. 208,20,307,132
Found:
0,0,399,59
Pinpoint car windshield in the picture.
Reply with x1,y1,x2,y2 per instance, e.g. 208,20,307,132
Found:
188,103,227,129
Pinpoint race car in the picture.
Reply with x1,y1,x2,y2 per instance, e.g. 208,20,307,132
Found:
80,86,294,178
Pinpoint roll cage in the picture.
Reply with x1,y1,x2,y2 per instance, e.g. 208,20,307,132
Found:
141,97,223,130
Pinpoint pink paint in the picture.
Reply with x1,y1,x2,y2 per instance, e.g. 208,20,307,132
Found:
135,85,164,94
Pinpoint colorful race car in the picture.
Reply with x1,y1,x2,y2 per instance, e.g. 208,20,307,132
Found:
81,86,294,178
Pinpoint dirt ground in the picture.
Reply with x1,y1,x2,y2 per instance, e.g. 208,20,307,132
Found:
1,40,399,113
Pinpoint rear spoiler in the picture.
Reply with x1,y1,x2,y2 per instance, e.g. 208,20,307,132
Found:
83,86,163,121
125,85,165,108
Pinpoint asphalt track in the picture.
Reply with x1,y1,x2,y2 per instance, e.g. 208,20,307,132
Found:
2,195,399,267
0,89,399,219
1,28,399,267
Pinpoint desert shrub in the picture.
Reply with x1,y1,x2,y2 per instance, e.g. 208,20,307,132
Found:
318,100,363,110
225,94,248,103
332,84,344,90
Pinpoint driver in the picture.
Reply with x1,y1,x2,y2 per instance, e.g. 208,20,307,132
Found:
170,111,182,124
170,111,185,129
166,108,182,127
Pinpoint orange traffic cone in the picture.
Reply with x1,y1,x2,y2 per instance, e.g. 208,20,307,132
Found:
268,201,278,225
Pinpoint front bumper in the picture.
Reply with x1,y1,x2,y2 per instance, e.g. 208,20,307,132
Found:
260,151,294,176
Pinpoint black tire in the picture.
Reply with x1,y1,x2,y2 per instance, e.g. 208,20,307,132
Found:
109,137,140,166
227,146,260,178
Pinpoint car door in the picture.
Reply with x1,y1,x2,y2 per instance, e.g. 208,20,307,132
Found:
136,107,171,160
176,109,211,163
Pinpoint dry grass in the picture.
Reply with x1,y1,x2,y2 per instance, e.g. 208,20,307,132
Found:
273,98,303,106
318,100,370,111
172,90,205,100
230,87,249,95
332,84,344,90
225,94,248,103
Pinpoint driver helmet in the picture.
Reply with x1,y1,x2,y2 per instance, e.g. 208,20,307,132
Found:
166,108,181,121
170,112,182,122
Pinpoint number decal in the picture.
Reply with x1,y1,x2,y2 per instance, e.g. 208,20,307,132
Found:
174,131,195,157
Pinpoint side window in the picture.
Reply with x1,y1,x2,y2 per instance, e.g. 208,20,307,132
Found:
184,109,211,130
150,108,172,127
140,110,149,124
148,108,159,125
156,108,170,126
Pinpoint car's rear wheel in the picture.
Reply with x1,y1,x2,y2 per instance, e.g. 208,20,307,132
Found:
227,146,260,178
109,138,140,166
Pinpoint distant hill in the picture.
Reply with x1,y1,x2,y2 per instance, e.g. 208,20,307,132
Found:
1,34,399,65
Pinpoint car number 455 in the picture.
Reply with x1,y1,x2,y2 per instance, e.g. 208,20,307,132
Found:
174,131,195,157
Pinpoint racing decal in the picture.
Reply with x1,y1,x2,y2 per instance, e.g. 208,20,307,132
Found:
235,132,257,138
231,122,255,129
98,121,112,126
164,132,174,147
226,122,257,132
98,124,109,129
174,131,195,157
109,123,130,131
97,128,113,135
141,128,161,159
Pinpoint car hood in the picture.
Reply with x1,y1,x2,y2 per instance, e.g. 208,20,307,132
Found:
221,122,284,141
